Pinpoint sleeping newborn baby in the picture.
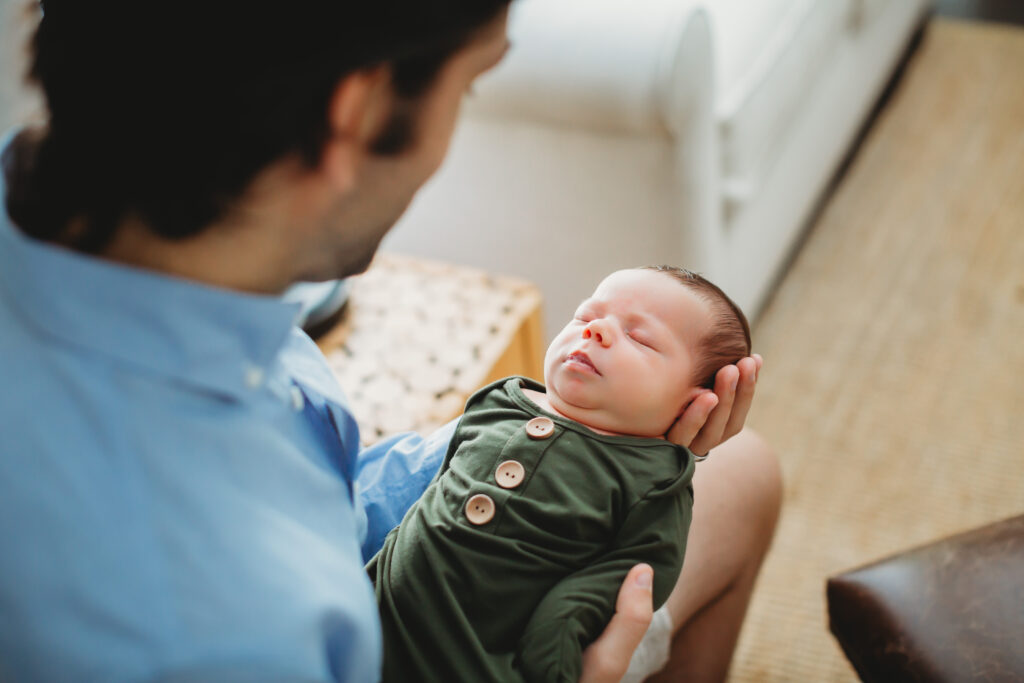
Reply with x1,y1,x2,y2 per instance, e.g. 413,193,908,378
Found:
368,265,751,682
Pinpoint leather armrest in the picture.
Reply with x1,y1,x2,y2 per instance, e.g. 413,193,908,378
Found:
827,514,1024,682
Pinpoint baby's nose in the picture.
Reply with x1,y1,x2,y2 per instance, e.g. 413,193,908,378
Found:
582,325,608,345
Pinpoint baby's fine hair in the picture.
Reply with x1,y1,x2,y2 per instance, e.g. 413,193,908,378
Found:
641,265,752,389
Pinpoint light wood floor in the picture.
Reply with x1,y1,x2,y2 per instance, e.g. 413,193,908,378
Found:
730,18,1024,681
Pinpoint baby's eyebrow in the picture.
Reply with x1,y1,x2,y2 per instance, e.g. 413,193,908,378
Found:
625,311,671,338
623,310,655,326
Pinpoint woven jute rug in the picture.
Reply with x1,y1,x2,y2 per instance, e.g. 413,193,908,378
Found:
730,18,1024,681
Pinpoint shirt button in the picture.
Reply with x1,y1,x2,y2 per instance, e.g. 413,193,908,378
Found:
244,366,265,390
525,416,555,440
495,460,526,489
290,386,305,411
465,494,496,525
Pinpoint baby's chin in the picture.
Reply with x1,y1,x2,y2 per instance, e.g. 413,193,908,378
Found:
542,391,588,423
546,393,667,438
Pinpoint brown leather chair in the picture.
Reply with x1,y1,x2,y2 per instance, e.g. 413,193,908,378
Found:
827,514,1024,682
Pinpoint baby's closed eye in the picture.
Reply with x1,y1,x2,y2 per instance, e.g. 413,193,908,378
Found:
627,330,656,349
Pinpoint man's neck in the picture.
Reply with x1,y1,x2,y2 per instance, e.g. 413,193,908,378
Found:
98,157,328,295
101,216,295,295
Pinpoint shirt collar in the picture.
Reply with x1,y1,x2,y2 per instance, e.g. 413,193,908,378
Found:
0,130,302,400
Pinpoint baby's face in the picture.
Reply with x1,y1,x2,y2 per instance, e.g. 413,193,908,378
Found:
544,269,712,438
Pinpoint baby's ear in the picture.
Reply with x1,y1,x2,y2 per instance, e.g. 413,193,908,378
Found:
677,387,711,416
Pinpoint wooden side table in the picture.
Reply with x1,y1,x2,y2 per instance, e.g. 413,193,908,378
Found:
316,253,545,445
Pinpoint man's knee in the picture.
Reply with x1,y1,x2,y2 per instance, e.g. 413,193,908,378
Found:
741,429,782,509
716,428,783,540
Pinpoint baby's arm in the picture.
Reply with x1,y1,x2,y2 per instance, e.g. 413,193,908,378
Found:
516,491,692,683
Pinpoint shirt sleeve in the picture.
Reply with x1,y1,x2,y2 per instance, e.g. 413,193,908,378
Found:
356,417,458,562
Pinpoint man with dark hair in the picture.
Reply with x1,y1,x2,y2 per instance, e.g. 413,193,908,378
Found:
0,2,779,681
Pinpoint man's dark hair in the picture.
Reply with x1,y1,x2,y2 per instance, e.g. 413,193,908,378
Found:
642,265,752,389
4,0,510,253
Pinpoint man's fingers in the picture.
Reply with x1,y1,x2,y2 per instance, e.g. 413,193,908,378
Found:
722,356,759,439
612,563,654,629
666,392,718,447
580,564,654,683
689,365,738,455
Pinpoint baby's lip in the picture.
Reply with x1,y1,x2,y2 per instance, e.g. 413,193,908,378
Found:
566,350,600,375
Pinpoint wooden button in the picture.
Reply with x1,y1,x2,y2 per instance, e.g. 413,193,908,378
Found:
495,460,526,489
525,416,555,439
465,494,496,525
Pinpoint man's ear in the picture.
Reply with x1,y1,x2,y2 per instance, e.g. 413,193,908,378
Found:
320,67,392,191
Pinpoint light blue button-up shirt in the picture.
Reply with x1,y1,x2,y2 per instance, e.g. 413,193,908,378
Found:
0,133,454,682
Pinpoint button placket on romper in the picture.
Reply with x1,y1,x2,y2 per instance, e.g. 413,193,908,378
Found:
463,415,561,530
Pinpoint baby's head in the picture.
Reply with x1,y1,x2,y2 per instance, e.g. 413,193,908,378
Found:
543,266,751,438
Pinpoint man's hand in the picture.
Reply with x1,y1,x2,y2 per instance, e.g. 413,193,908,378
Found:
668,355,762,456
579,564,654,683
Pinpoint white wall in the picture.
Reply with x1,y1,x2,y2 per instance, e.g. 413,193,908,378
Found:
0,0,42,132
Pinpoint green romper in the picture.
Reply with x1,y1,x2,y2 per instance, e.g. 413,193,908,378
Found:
368,377,696,683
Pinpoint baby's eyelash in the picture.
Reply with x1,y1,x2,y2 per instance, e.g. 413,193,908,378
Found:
628,331,654,348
